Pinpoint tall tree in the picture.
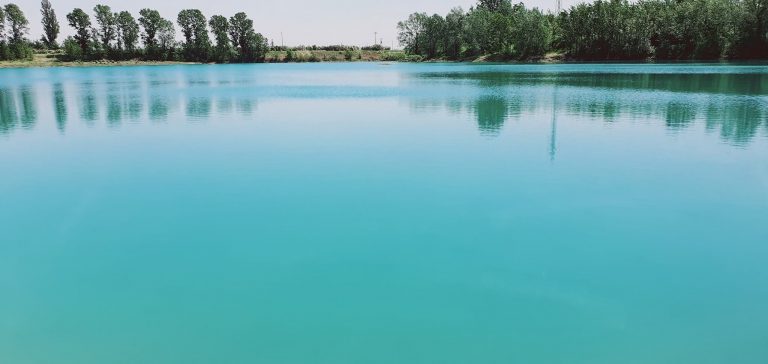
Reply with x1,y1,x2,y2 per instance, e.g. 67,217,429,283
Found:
138,8,162,50
40,0,60,48
228,12,253,53
177,9,197,44
4,4,28,45
209,15,231,62
397,13,428,55
228,12,269,62
66,8,90,56
93,5,116,51
422,14,445,59
443,7,465,59
177,9,210,61
4,4,31,59
157,18,176,60
510,6,551,59
116,11,139,55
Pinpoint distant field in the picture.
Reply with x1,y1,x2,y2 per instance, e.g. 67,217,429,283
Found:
265,50,409,62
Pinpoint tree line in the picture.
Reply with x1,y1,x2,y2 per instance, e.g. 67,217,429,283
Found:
0,1,270,62
4,0,767,63
398,0,768,60
64,5,270,62
0,1,398,63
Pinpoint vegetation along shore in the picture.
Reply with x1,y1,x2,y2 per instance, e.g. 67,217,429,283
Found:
1,0,767,67
398,0,768,61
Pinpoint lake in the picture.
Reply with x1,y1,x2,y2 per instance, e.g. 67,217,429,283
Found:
1,63,767,363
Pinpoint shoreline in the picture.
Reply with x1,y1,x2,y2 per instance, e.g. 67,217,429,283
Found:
2,54,766,69
0,50,411,69
0,60,202,69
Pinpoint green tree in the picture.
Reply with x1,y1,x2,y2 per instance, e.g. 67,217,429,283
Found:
4,4,32,59
116,11,139,57
62,36,81,60
93,5,116,53
66,8,90,57
510,6,551,59
228,12,267,62
177,9,211,61
397,12,428,55
209,15,232,62
443,7,466,59
228,12,252,51
40,0,60,48
422,14,446,58
244,31,269,62
138,8,162,57
157,18,176,60
465,7,512,55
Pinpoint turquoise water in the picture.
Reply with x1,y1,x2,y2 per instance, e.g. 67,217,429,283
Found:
1,63,767,363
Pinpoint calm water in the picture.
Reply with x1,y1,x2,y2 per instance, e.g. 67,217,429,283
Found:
1,63,767,363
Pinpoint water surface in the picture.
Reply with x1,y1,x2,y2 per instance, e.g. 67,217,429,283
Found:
1,63,767,364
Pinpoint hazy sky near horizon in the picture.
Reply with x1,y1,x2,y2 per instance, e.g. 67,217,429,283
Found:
16,0,577,47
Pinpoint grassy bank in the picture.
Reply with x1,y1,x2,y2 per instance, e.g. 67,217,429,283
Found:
0,50,412,68
0,52,199,68
265,50,413,62
0,50,576,68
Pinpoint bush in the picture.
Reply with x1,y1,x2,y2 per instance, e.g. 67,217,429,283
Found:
8,42,33,60
62,37,83,61
382,51,408,61
405,54,423,62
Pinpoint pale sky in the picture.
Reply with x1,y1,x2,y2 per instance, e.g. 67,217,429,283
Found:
16,0,578,47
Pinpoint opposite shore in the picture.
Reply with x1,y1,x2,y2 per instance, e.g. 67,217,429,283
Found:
0,49,418,68
7,51,764,69
4,1,768,69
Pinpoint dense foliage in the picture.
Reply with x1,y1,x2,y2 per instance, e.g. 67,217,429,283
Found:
399,0,768,60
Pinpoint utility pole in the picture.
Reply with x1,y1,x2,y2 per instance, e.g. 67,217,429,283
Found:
281,32,284,47
557,0,562,13
374,32,377,46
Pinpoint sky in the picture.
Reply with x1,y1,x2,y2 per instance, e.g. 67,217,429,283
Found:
16,0,578,47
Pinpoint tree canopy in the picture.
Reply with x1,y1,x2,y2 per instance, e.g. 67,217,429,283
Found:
397,0,768,61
